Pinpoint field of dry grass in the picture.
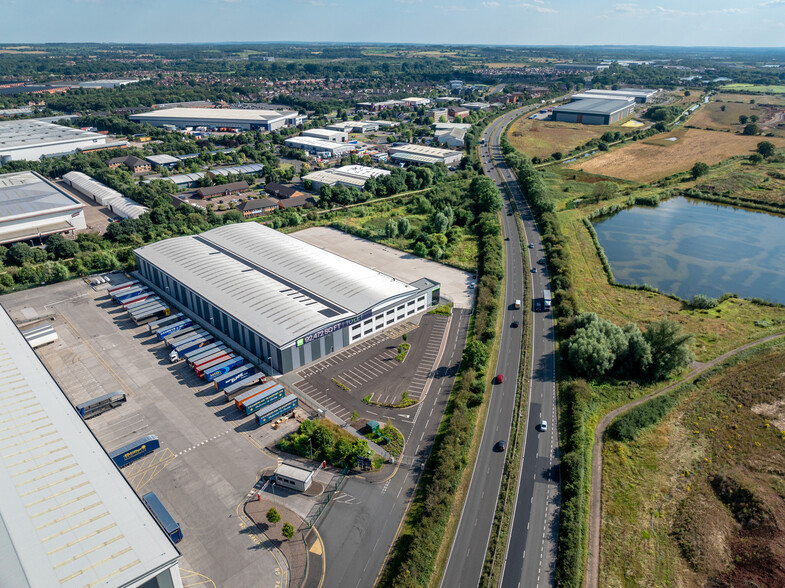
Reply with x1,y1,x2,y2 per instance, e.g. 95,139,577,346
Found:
688,98,785,136
565,129,785,183
507,117,623,159
717,92,785,106
601,340,785,587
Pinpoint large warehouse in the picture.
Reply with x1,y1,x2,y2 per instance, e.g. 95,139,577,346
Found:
134,223,440,374
0,171,86,244
129,107,306,131
0,305,183,588
63,171,149,219
0,119,107,163
551,98,636,125
582,88,659,103
388,144,463,166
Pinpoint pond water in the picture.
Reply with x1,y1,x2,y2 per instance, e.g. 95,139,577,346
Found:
591,197,785,304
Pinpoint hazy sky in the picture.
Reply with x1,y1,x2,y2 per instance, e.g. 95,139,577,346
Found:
4,0,785,46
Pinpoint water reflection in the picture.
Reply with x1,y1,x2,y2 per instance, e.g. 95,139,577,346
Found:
592,197,785,304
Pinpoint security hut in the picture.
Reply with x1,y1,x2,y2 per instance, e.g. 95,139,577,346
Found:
274,462,315,492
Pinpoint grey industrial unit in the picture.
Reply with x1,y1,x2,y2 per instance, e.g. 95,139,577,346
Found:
551,98,636,125
129,107,305,131
0,305,182,587
134,223,440,374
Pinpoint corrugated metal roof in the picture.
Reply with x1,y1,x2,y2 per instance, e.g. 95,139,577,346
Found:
0,120,106,151
63,171,124,206
0,171,83,221
134,223,417,347
553,98,634,116
0,305,180,588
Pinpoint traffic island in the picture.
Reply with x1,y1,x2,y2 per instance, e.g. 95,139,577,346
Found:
245,497,310,588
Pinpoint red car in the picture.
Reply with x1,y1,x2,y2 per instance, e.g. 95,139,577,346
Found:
495,374,504,384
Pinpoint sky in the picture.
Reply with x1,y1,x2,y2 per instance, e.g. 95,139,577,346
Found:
3,0,785,47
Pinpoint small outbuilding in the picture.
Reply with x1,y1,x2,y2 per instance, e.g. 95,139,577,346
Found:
274,463,315,492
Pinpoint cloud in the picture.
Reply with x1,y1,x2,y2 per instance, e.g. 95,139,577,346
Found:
518,1,557,13
761,0,785,5
482,1,500,6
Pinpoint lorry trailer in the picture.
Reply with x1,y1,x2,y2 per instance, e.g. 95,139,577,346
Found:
148,313,184,334
194,353,236,377
191,348,232,370
222,376,267,402
121,293,156,308
76,390,126,419
213,364,256,391
109,434,159,468
170,335,215,362
243,384,285,416
22,324,58,349
256,394,298,426
127,300,163,317
166,330,209,350
235,380,280,410
543,289,552,310
164,327,201,346
203,356,245,382
142,492,183,544
113,286,148,303
134,307,171,326
184,343,226,365
107,280,139,295
155,319,193,341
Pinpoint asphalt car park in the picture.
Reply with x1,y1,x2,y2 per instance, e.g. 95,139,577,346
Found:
0,277,297,588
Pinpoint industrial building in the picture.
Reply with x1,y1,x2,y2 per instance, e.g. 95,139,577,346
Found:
0,171,86,244
582,88,659,103
160,163,265,190
129,107,306,132
325,121,379,134
402,97,431,108
461,102,492,111
302,165,390,191
283,136,354,158
551,98,636,125
134,222,440,374
388,144,463,166
146,154,180,169
301,128,348,143
0,305,183,588
0,119,107,163
107,155,151,174
63,171,149,219
433,123,471,149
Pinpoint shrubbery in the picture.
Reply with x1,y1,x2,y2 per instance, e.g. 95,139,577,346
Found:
606,392,680,442
278,419,370,467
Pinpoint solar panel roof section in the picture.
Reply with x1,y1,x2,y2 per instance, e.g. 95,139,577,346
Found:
135,223,417,347
0,305,179,588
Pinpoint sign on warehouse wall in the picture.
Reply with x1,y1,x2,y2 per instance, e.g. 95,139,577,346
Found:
296,309,374,347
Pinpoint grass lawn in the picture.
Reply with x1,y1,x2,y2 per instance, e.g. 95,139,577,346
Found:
717,92,785,106
688,98,785,136
565,128,785,183
722,83,785,94
507,116,623,160
601,339,785,587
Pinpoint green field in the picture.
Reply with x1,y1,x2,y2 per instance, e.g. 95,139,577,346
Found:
722,83,785,94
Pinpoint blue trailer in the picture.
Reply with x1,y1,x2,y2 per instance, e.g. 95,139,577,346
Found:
203,356,245,382
244,384,285,416
256,394,298,425
214,364,256,391
114,286,149,303
148,313,184,334
142,492,183,544
167,329,207,349
155,318,193,340
109,435,159,468
170,335,215,362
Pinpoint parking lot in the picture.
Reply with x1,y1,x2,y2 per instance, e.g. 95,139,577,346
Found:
0,276,313,588
292,226,475,309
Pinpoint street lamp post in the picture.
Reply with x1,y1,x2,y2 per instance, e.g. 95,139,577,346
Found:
309,437,313,461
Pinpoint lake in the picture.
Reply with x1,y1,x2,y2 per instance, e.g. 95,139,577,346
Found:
592,197,785,304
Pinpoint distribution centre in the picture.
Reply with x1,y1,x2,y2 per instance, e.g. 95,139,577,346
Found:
133,222,441,373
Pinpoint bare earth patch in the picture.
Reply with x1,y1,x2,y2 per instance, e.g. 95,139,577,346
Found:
565,129,785,183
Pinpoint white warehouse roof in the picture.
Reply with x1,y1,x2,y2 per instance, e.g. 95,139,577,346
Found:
134,222,417,347
62,171,148,219
0,120,106,163
302,165,390,189
0,305,181,588
0,171,83,222
130,107,297,125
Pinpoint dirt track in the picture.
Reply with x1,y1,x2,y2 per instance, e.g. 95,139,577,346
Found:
584,331,785,588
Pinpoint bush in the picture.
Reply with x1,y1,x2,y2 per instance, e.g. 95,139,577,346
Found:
266,508,281,524
607,393,679,442
282,522,295,539
690,293,718,309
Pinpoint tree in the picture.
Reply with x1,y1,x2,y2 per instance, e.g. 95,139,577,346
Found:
463,340,489,372
757,141,775,158
384,218,398,239
749,153,764,164
691,162,709,179
282,523,295,539
6,243,33,267
397,217,411,238
743,123,759,136
720,105,726,112
413,242,428,257
45,234,80,260
266,508,281,525
469,176,501,214
750,115,759,123
592,181,617,203
565,315,628,378
738,115,748,125
551,152,563,161
643,319,693,380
